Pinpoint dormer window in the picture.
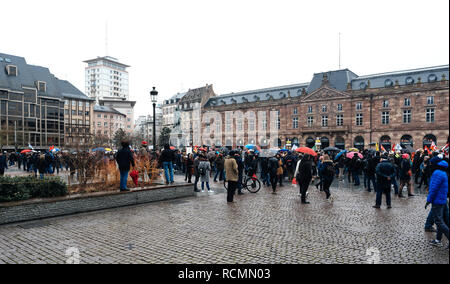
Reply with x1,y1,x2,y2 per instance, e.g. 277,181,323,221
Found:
6,65,18,76
36,81,47,92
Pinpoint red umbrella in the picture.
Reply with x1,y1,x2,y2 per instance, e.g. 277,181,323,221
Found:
130,170,139,186
170,146,176,150
346,152,363,159
294,147,317,156
20,149,32,154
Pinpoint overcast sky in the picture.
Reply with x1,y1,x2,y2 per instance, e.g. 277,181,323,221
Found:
2,0,449,117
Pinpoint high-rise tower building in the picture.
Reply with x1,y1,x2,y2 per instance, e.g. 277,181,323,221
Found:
84,56,130,102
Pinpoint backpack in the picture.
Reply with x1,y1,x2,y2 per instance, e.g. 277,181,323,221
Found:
323,163,335,177
199,164,206,176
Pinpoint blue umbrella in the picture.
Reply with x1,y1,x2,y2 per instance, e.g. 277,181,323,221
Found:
334,150,347,161
280,149,289,152
92,147,105,152
245,144,257,150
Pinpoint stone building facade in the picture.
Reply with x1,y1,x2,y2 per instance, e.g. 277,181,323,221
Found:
200,65,449,150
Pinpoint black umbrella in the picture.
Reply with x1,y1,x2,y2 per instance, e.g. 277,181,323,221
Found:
323,146,340,152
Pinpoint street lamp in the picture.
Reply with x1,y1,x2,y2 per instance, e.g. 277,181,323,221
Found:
150,87,158,152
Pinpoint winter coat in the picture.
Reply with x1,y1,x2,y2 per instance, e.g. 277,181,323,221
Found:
427,161,449,205
318,160,335,182
215,156,225,171
115,147,135,172
375,160,396,188
198,160,211,183
296,159,313,185
0,155,7,170
399,159,412,180
159,149,175,163
224,157,239,182
268,157,279,176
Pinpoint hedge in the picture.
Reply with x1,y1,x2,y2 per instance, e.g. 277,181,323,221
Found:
0,176,68,203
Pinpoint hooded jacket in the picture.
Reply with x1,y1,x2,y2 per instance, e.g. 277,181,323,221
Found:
427,160,449,205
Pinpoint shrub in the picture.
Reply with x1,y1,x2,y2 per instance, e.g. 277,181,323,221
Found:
0,176,67,202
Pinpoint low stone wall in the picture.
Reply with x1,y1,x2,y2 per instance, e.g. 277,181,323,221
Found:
0,183,194,225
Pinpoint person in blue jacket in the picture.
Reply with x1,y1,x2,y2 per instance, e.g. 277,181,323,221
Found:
426,160,449,247
0,151,8,176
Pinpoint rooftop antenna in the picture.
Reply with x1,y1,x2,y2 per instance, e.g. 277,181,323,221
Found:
105,20,109,56
338,32,341,69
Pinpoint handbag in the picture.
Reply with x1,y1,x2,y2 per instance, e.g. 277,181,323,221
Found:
292,178,297,185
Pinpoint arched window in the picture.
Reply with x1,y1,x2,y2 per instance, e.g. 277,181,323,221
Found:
354,136,365,150
292,138,299,147
423,134,437,148
380,135,391,150
236,139,244,147
306,137,315,148
335,136,345,150
400,135,413,147
321,137,330,148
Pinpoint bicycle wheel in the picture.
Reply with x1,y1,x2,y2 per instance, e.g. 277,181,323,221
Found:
245,177,261,193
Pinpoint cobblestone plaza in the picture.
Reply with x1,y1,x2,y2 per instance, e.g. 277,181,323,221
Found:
0,177,448,264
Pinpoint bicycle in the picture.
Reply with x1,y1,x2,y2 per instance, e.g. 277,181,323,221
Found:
223,174,261,193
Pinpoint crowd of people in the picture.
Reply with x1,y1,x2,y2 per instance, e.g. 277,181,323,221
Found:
2,141,449,248
142,143,449,249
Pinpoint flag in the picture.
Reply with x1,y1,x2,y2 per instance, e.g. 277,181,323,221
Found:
391,143,396,152
375,143,380,152
28,143,33,150
441,143,449,152
424,145,430,154
430,141,437,151
380,144,386,152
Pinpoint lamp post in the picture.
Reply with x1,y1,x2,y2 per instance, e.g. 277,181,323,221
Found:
150,87,158,152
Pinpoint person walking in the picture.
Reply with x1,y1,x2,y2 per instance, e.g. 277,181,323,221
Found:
398,153,414,198
0,152,8,176
224,150,239,203
295,154,313,204
318,154,335,202
373,154,396,209
268,154,280,194
159,144,175,184
198,155,212,192
115,141,135,192
426,160,449,248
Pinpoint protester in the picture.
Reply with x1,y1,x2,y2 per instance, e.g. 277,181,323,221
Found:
224,150,239,203
0,152,7,176
198,155,212,192
214,154,225,182
374,153,396,209
115,141,135,191
318,154,335,202
185,153,194,183
159,144,175,185
295,154,313,204
398,153,414,198
426,160,449,248
268,154,280,194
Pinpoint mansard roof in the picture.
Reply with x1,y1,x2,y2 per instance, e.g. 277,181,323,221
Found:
350,65,449,90
0,52,91,101
204,82,309,107
203,64,448,107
